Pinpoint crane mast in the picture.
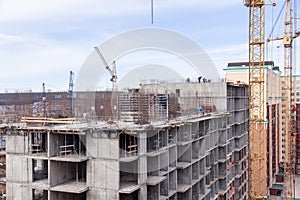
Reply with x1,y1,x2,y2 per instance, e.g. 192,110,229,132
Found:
283,0,295,198
245,0,296,198
245,0,267,199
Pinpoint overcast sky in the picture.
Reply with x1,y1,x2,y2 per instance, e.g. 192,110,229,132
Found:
0,0,295,92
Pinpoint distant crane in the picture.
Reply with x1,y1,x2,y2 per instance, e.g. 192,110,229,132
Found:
68,71,74,117
42,83,46,117
94,47,117,90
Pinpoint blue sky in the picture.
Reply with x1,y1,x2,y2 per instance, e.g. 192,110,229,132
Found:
0,0,294,92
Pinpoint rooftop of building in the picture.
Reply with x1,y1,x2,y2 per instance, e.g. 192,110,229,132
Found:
0,81,248,129
0,112,223,133
224,61,281,73
227,61,274,67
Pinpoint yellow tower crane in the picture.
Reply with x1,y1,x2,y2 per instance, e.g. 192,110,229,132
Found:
282,1,295,198
244,0,267,199
245,0,296,199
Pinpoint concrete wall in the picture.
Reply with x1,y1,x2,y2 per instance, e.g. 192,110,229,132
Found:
6,133,33,200
86,130,119,159
86,130,119,200
50,161,75,186
86,160,119,199
6,182,32,200
6,134,28,154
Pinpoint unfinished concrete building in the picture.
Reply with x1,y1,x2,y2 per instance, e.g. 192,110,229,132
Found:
1,81,248,200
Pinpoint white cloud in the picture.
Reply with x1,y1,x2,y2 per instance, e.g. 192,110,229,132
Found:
0,0,245,92
206,43,248,75
208,43,247,55
158,0,241,10
116,50,197,76
0,0,147,22
0,41,89,91
0,33,24,45
0,0,241,23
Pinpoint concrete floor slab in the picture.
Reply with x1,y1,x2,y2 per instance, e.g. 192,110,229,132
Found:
146,176,167,186
50,181,88,193
147,149,167,157
160,195,168,200
119,182,140,194
168,190,177,198
119,156,139,162
49,155,88,162
177,184,191,193
25,153,47,160
31,179,49,190
177,162,191,169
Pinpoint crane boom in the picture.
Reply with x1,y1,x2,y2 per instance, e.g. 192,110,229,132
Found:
94,47,117,82
94,46,117,90
245,0,267,198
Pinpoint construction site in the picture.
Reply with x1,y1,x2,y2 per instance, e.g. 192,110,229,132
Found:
0,0,300,200
0,81,249,200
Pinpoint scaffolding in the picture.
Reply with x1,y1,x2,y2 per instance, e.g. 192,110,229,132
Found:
118,89,171,124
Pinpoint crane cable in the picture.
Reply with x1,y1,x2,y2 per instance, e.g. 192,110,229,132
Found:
267,2,285,40
266,2,285,63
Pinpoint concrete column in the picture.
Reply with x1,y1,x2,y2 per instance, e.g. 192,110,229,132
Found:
47,131,51,200
138,132,147,200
